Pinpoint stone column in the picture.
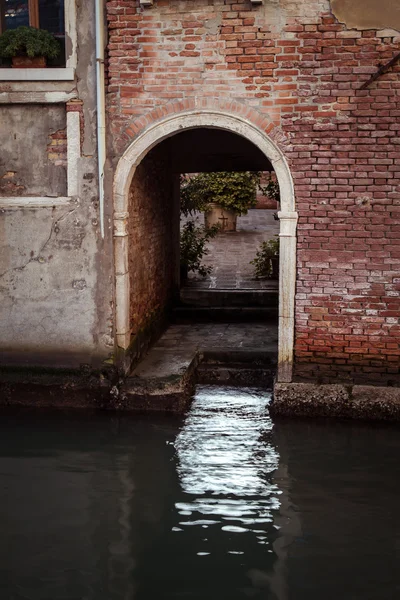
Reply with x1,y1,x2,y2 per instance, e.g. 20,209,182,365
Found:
66,99,83,197
277,211,298,383
114,202,130,351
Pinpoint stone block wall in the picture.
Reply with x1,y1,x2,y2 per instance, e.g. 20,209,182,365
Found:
106,0,400,384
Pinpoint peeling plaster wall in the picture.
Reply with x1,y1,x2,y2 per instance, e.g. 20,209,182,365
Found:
330,0,400,32
0,205,96,358
0,105,67,197
0,0,114,369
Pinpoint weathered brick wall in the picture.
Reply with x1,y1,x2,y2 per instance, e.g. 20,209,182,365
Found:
284,19,400,386
107,0,400,384
128,143,178,339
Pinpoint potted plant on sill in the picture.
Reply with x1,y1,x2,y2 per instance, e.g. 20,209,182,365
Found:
250,236,280,280
0,26,60,68
180,171,259,232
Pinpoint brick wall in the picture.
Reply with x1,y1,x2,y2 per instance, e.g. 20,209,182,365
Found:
128,142,178,340
285,18,400,386
107,0,400,384
47,128,67,168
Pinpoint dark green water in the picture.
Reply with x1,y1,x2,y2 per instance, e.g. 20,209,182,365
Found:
0,385,399,600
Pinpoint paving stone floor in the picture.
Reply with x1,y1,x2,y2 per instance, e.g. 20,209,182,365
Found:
133,321,278,379
158,321,278,350
181,209,279,290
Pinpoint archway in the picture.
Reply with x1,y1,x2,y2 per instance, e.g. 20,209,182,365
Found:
113,110,298,383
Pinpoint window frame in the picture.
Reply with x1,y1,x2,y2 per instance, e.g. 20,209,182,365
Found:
0,0,76,81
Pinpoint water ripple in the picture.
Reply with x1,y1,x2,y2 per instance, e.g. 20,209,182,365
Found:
174,386,280,534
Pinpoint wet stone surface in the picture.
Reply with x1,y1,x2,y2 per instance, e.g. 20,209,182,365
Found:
123,322,278,409
156,322,278,352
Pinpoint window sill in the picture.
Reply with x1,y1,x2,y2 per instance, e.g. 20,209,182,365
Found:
0,196,72,208
0,68,75,81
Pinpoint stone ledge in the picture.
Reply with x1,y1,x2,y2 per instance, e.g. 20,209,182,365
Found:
272,382,400,421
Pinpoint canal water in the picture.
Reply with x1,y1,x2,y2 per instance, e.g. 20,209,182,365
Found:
0,385,399,600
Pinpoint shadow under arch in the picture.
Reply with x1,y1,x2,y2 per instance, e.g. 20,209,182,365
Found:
113,110,298,383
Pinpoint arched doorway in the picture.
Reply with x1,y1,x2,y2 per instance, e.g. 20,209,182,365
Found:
113,110,298,383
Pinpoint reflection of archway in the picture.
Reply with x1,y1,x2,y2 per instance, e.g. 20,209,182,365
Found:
113,110,298,382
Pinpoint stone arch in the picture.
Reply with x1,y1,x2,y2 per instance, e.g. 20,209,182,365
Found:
113,109,298,382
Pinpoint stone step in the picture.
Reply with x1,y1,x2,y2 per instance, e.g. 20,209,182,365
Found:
197,366,275,387
120,348,199,412
200,348,277,366
180,288,279,308
120,347,277,412
173,306,278,323
198,348,277,387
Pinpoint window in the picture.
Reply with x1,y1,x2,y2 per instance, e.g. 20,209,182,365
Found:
0,0,66,66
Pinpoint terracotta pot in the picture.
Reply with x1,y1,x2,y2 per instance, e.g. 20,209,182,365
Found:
12,56,46,68
204,202,237,232
270,257,279,279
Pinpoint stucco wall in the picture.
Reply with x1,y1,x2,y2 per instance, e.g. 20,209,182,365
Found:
0,0,114,369
0,204,99,365
0,105,67,197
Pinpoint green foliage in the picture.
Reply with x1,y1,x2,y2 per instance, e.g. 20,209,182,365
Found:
180,171,260,216
180,174,207,216
180,221,219,277
259,175,280,203
0,26,60,59
250,236,280,279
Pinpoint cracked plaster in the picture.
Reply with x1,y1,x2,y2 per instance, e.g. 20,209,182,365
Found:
330,0,400,32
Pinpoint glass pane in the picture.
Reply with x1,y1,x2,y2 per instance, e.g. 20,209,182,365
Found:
39,0,64,35
4,0,29,29
38,0,65,66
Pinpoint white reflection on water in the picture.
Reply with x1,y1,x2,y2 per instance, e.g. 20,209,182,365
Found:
174,386,280,533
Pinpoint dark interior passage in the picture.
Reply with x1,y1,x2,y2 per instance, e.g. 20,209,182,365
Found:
127,127,279,369
166,128,273,173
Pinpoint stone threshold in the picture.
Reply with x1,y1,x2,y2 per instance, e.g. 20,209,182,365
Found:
180,288,278,308
119,348,277,412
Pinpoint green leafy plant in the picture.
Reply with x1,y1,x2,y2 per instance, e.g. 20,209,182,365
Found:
250,236,280,279
0,26,60,59
180,171,260,216
259,173,281,219
260,177,280,203
180,221,219,277
180,174,207,216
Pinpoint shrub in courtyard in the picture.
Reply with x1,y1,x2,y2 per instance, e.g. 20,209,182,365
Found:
250,236,280,279
258,173,280,219
180,221,219,278
180,171,260,216
259,174,280,204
